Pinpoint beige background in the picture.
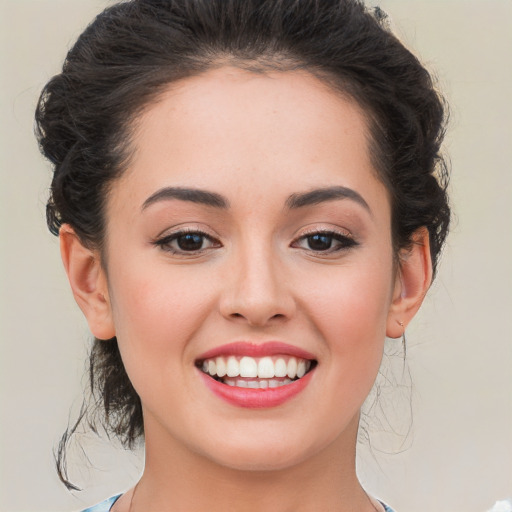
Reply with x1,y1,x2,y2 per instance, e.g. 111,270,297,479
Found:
1,1,511,511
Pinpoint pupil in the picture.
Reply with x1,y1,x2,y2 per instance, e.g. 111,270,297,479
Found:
308,234,332,251
178,234,203,251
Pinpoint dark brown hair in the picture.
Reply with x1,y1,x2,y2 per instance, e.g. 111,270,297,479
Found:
35,0,450,488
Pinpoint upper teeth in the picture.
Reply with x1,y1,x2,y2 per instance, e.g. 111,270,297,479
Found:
201,355,311,380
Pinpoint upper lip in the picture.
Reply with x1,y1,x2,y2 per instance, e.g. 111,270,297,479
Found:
196,341,316,361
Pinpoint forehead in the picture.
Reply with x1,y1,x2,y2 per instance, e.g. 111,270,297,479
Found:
111,67,388,218
134,67,370,162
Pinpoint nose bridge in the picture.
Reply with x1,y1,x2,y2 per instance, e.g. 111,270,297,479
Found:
220,234,293,326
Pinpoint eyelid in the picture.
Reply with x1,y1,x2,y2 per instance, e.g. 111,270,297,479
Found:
152,226,222,256
291,224,355,244
290,225,359,254
154,222,216,239
296,225,353,239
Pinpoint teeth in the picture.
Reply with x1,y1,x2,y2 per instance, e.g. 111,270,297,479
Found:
216,357,227,377
226,356,239,377
258,357,274,378
274,358,287,377
297,360,306,378
222,378,294,389
200,355,314,382
287,357,297,379
239,356,258,378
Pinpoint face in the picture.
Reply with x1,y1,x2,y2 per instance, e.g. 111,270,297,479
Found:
100,68,401,471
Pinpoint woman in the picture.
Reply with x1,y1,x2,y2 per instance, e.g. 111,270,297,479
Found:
36,0,450,510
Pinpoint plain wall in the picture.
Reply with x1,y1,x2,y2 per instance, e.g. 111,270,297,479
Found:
1,1,511,511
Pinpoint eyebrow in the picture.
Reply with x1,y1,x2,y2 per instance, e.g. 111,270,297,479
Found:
285,186,372,214
142,187,229,210
141,185,370,214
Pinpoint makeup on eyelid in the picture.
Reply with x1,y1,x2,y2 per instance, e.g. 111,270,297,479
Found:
152,228,358,256
146,202,364,258
140,185,372,256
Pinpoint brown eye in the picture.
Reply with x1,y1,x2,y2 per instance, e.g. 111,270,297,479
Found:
292,230,358,254
306,234,334,251
176,233,206,251
154,230,221,255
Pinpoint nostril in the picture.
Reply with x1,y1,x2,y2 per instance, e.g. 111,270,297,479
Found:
229,312,285,322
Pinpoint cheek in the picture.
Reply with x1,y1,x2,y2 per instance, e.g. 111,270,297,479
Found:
106,262,215,378
301,259,394,390
305,262,393,338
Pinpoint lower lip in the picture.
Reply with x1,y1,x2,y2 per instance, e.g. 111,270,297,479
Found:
198,370,314,409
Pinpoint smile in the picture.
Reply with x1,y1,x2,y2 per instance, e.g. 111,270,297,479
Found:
198,355,314,389
195,342,317,408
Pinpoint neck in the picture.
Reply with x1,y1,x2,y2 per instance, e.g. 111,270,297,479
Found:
125,414,377,512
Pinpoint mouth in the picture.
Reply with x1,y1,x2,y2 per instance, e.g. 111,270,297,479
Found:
195,354,317,389
195,342,318,408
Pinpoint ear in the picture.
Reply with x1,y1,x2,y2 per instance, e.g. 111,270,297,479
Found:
386,227,433,338
59,224,116,340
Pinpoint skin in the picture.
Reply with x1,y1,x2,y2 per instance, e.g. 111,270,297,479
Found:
61,67,432,511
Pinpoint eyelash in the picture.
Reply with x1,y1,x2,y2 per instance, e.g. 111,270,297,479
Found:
291,229,358,254
153,229,221,255
153,228,358,256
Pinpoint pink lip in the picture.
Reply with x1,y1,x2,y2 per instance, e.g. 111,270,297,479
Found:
198,369,314,409
196,341,316,361
196,342,317,408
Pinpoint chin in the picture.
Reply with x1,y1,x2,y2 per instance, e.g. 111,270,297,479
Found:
191,422,339,474
205,444,313,473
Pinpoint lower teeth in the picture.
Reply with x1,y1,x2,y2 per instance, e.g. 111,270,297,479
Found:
223,378,294,389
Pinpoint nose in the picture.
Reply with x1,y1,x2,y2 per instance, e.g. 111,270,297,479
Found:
219,244,296,327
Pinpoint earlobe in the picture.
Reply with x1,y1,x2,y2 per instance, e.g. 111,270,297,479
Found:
386,227,433,339
59,225,116,340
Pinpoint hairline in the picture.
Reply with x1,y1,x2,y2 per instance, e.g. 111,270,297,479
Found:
94,58,397,269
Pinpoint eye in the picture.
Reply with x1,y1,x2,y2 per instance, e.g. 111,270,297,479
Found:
153,230,221,255
292,230,357,253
